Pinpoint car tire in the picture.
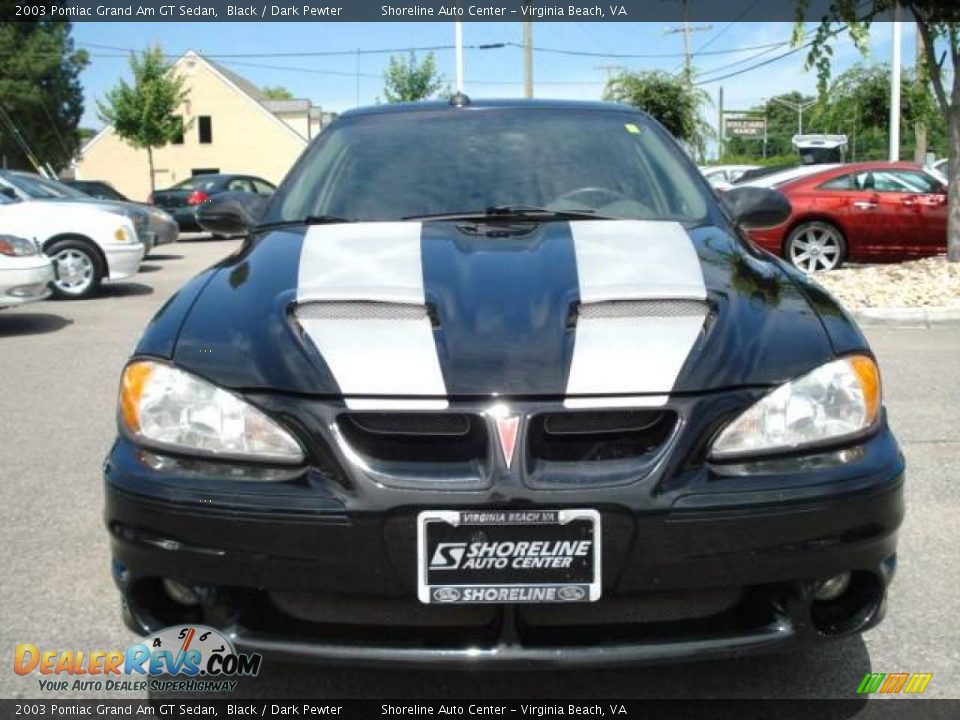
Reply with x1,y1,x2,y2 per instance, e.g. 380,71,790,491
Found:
785,221,846,273
47,239,105,300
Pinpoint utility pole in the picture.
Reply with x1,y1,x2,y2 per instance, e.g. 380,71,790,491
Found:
889,4,902,162
717,86,724,161
522,8,533,98
664,0,712,80
914,23,927,164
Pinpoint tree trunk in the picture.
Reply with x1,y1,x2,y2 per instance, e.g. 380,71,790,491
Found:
948,106,960,262
914,25,928,164
146,146,155,195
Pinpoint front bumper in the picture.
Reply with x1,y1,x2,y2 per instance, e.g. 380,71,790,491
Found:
103,243,145,281
0,257,54,307
104,403,905,667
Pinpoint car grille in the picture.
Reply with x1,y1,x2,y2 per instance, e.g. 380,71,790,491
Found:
525,409,678,488
331,408,677,489
259,586,744,645
337,412,487,464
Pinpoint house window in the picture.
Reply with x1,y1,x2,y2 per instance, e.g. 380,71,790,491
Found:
172,117,184,144
191,168,219,176
198,116,212,144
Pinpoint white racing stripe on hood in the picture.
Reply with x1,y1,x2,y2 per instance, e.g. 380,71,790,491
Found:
565,221,707,406
296,223,447,409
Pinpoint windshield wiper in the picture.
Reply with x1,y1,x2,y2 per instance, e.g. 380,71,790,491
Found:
402,205,611,221
255,215,357,230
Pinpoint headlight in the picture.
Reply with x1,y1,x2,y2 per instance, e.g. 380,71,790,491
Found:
0,234,39,257
710,355,881,460
118,361,305,464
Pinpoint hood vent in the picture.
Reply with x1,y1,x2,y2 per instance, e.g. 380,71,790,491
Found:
294,300,428,321
576,299,707,320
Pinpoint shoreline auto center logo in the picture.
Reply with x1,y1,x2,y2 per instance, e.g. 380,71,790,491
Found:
857,672,933,695
14,625,261,693
429,540,592,571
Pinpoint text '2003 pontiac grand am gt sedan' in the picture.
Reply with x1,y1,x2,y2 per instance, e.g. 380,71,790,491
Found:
105,99,904,668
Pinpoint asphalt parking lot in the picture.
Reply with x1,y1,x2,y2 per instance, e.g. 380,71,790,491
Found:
1,238,958,702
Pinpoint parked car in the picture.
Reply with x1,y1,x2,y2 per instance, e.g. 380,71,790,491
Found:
64,179,130,202
0,196,55,309
0,171,178,254
149,174,276,232
698,164,758,191
733,163,842,189
0,189,143,298
746,161,948,272
106,99,903,668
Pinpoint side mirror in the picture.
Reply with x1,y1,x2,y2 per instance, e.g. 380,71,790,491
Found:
722,186,792,229
0,186,17,199
196,191,269,237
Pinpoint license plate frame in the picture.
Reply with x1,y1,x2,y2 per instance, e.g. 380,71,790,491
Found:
417,509,601,604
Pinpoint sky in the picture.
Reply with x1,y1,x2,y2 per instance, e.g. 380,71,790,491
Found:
72,19,917,151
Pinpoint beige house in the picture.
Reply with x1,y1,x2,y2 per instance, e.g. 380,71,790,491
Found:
74,51,334,202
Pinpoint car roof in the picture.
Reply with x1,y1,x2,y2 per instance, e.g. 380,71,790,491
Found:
777,161,932,190
339,98,640,120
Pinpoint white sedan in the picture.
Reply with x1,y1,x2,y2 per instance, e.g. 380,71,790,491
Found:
0,194,144,299
698,164,759,191
0,233,54,309
733,163,843,189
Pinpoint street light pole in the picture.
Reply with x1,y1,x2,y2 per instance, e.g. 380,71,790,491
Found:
523,16,533,98
765,96,816,135
454,21,464,93
889,4,902,161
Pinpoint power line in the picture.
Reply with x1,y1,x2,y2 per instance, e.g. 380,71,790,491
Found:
503,38,792,60
63,38,798,62
70,41,508,59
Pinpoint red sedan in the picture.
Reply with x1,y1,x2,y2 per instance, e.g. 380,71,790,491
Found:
746,161,948,272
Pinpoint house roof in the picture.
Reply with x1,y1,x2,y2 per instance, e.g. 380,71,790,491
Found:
81,51,324,153
204,57,268,102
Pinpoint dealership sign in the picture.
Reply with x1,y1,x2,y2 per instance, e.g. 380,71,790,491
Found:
724,113,767,138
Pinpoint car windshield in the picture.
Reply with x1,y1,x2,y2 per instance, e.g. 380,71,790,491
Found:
265,107,709,224
6,173,90,199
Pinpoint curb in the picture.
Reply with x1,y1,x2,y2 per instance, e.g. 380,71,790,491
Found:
852,307,960,328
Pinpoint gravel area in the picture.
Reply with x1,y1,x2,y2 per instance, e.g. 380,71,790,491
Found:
813,256,960,309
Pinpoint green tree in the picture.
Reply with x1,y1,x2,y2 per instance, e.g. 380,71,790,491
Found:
724,68,947,162
383,52,446,103
811,63,946,160
262,85,294,100
0,20,89,170
97,46,189,192
603,70,712,160
799,1,960,261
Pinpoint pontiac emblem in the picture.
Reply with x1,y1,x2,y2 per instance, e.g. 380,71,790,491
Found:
488,404,520,468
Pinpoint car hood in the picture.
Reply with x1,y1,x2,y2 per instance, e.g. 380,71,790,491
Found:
160,220,843,399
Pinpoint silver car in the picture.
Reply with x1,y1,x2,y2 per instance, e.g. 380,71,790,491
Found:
0,171,178,254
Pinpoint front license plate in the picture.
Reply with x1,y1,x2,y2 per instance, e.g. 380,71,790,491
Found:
417,509,601,604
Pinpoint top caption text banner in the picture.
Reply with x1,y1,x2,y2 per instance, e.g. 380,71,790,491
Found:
9,0,909,23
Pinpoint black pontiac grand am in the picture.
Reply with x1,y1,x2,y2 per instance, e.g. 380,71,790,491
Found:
105,99,904,667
